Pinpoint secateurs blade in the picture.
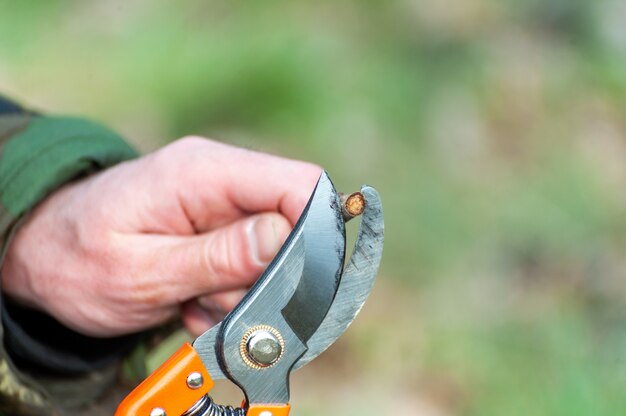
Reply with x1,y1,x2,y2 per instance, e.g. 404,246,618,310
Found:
115,171,384,416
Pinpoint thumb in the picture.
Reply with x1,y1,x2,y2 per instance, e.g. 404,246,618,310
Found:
153,212,292,302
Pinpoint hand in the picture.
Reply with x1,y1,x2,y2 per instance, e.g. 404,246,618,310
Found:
1,137,321,337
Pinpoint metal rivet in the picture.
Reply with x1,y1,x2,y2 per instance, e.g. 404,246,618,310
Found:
246,330,282,367
150,408,166,416
186,372,203,389
259,412,273,416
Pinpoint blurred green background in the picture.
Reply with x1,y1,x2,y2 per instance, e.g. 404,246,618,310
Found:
2,1,626,414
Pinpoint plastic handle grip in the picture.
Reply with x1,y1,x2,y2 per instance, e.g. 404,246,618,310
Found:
115,342,214,416
247,404,291,416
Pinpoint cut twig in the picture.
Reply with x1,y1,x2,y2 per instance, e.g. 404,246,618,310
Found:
340,191,366,222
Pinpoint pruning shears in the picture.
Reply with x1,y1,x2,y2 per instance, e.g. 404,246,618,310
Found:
115,172,384,416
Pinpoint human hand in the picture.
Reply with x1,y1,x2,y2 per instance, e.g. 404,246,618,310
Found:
1,137,321,337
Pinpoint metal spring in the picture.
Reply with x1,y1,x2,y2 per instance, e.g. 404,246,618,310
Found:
183,395,245,416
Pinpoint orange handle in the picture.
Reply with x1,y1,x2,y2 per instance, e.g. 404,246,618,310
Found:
247,404,291,416
115,343,214,416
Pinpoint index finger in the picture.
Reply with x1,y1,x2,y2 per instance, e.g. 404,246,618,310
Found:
162,137,322,232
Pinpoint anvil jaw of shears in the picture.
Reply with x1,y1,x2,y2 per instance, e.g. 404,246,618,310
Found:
115,171,384,416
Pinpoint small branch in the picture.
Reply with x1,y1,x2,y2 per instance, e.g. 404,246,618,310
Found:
340,191,365,222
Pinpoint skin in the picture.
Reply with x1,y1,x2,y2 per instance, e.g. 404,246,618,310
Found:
0,136,322,338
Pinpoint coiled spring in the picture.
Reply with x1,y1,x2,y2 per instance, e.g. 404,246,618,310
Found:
183,395,245,416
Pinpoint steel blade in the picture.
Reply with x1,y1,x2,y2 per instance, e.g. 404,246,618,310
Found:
215,171,345,403
293,185,384,370
281,172,346,342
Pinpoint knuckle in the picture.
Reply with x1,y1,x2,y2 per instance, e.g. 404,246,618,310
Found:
170,135,209,152
202,226,255,288
77,230,120,273
230,222,261,281
149,136,218,180
202,234,225,282
147,136,204,167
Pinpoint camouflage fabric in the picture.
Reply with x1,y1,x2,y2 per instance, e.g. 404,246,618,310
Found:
0,97,140,415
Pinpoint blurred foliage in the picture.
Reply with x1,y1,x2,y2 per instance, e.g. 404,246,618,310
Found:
2,0,626,414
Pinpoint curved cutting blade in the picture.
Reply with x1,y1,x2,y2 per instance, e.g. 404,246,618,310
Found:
281,173,346,343
194,171,346,403
293,185,384,370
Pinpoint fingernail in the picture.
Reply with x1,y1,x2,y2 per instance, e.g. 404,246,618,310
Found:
248,216,281,266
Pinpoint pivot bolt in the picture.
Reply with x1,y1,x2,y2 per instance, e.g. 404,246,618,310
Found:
240,325,285,369
247,330,282,366
186,372,203,389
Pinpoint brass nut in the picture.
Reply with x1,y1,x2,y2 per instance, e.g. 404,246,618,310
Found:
240,325,285,369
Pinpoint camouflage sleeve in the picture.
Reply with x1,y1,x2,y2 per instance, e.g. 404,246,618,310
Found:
0,96,140,415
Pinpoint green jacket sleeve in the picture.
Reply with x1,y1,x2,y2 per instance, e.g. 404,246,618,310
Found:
0,97,139,415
